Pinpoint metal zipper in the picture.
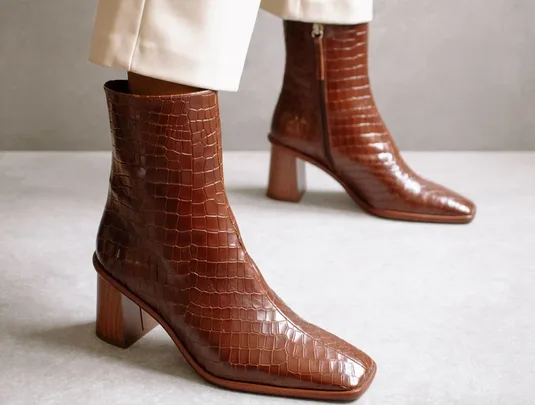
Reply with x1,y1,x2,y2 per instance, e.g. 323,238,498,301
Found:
312,23,334,168
312,24,325,80
312,23,324,38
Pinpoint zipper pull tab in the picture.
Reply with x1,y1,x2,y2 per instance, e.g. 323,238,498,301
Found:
312,23,324,38
312,24,325,80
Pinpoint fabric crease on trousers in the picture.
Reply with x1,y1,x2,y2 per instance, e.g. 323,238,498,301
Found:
90,0,374,91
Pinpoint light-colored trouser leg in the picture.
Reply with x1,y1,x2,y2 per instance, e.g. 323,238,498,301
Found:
90,0,262,91
90,0,373,91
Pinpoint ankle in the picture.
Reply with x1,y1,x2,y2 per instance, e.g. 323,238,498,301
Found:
127,72,202,95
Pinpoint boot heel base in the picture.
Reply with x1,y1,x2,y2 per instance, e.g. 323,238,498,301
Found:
267,143,306,203
96,274,158,349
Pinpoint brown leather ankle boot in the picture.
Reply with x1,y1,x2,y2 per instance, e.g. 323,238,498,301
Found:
93,80,376,401
267,22,476,224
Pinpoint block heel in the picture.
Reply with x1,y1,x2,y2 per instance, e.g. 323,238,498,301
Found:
267,143,306,203
95,274,158,349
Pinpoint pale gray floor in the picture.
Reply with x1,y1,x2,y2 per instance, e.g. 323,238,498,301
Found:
1,151,534,405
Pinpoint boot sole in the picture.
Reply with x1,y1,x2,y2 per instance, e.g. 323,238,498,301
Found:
268,136,475,224
93,253,376,401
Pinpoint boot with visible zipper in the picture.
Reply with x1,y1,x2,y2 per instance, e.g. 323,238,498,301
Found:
94,80,376,401
267,22,476,224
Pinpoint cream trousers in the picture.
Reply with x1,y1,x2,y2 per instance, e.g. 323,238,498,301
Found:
90,0,373,91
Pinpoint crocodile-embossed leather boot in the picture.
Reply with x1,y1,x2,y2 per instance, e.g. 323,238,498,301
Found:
267,22,476,224
93,80,376,401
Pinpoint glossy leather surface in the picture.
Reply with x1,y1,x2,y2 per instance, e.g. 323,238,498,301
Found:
271,22,475,219
96,81,375,392
271,22,326,164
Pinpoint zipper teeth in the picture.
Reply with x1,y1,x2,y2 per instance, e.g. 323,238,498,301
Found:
312,23,334,169
313,24,325,80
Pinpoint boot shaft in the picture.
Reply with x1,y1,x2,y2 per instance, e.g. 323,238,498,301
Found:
104,81,226,213
97,81,238,272
271,22,375,164
280,22,371,86
270,22,324,160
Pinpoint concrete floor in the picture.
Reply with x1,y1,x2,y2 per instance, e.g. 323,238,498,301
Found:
1,151,534,405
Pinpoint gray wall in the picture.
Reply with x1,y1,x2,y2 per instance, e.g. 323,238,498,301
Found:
1,0,534,151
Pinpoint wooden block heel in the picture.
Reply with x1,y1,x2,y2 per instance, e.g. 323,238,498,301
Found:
96,274,158,348
267,143,306,202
